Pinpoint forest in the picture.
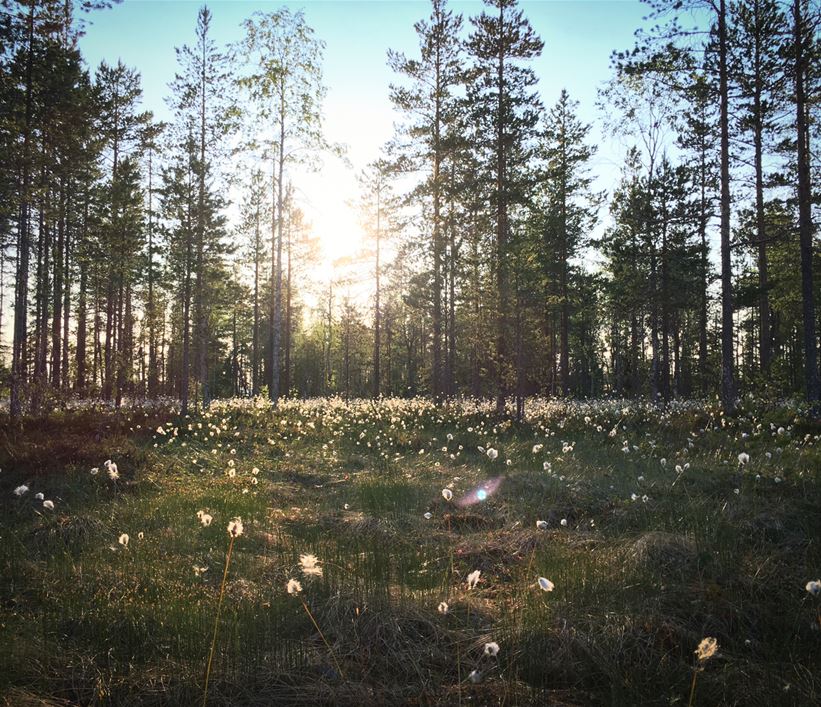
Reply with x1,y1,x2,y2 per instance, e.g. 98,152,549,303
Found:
0,0,817,418
1,3,821,705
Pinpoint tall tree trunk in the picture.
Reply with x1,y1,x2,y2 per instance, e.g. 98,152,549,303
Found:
92,275,101,390
51,177,65,389
271,83,286,403
698,165,709,393
115,277,125,408
77,255,87,393
793,0,820,401
10,2,35,418
33,197,45,387
447,207,457,397
431,46,443,400
252,201,260,396
660,192,671,400
373,184,381,399
181,242,192,416
62,202,71,392
284,200,292,398
494,5,508,414
559,184,570,396
718,0,737,412
181,164,194,416
751,8,771,372
196,38,209,410
147,144,158,398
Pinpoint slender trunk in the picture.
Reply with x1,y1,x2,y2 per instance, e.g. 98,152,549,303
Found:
447,202,457,397
284,199,292,398
147,144,158,397
232,306,239,396
51,178,65,388
62,202,70,392
515,286,525,420
373,182,381,398
252,200,260,396
432,46,443,400
698,161,709,393
559,165,570,396
34,194,47,385
658,178,671,400
647,156,659,401
752,14,770,372
324,280,332,395
76,253,87,392
10,3,35,417
271,83,286,403
196,34,209,409
495,4,508,414
115,277,125,408
92,276,101,390
181,162,194,416
793,0,820,401
718,0,737,412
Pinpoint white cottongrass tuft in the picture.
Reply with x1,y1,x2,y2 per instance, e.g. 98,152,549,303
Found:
197,510,213,527
34,492,44,501
695,637,718,662
118,533,129,547
227,517,244,538
466,569,481,590
536,519,548,530
538,577,555,592
90,467,99,475
486,447,498,461
441,488,453,502
437,601,449,614
299,553,323,578
13,485,29,497
483,641,500,657
738,452,750,465
287,578,302,595
806,579,821,596
424,512,433,520
468,669,481,683
43,500,54,510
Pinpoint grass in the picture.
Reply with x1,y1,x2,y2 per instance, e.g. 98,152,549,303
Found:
0,396,819,705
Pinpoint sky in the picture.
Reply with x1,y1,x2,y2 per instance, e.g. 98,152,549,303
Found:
78,0,651,301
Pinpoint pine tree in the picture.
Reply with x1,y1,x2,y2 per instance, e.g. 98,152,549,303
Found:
536,89,602,396
388,0,464,399
169,4,235,410
729,0,787,373
467,0,543,413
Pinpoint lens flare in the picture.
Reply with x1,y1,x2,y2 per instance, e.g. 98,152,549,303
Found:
456,476,503,507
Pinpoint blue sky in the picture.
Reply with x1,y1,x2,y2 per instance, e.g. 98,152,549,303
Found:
78,0,650,289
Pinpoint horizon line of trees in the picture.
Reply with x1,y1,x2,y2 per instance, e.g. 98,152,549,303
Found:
0,0,819,420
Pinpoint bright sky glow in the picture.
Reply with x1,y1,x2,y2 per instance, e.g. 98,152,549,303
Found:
78,0,649,307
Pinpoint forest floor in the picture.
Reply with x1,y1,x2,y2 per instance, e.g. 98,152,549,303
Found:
1,397,820,706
